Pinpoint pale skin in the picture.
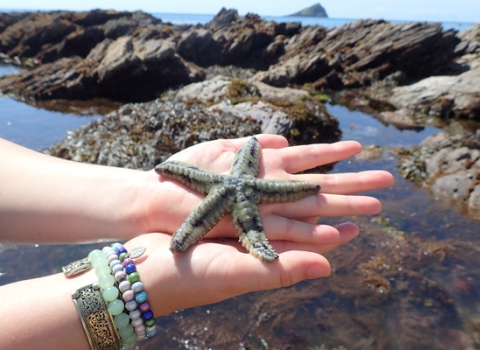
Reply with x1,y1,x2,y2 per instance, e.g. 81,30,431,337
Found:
0,135,394,350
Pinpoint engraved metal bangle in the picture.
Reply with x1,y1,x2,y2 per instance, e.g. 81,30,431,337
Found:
72,283,122,350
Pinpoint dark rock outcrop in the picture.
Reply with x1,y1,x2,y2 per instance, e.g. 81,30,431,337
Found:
0,12,29,34
0,10,156,63
0,9,471,110
255,20,459,88
0,35,202,102
177,9,296,69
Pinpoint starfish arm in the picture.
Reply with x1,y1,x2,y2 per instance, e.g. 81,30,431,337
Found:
230,136,261,177
155,160,225,194
231,190,279,263
170,186,234,253
250,179,321,204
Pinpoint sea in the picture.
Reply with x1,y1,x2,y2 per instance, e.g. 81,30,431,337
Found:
152,12,476,32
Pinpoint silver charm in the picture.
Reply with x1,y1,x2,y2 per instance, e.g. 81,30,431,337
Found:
62,257,91,277
128,246,146,259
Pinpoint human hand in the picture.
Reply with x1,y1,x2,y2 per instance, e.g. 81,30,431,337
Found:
124,232,332,316
141,134,393,255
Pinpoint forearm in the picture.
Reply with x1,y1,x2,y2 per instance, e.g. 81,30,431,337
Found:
0,138,154,243
0,271,94,350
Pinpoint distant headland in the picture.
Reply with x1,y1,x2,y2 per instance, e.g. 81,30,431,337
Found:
288,3,328,18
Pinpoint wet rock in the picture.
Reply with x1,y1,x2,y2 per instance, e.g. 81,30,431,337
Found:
389,65,480,120
175,76,309,103
175,75,340,143
431,170,477,201
209,100,292,135
468,184,480,208
0,9,466,108
43,92,262,169
253,81,309,101
176,75,232,102
377,108,424,130
398,131,480,208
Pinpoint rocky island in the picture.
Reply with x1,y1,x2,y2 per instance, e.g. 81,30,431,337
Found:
288,3,328,18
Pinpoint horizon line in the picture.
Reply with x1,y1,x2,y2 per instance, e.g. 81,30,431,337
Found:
0,7,477,25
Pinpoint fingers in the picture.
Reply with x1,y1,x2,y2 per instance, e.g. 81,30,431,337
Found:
271,193,383,218
279,141,362,174
262,216,340,244
223,250,332,292
267,222,359,255
295,170,394,195
226,134,289,151
316,222,360,254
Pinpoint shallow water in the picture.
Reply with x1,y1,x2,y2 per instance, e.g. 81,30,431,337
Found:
0,62,103,151
0,66,479,349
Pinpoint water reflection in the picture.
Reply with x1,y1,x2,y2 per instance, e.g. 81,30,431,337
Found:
0,62,104,151
328,104,441,147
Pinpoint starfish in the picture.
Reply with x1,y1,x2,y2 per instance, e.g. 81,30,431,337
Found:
154,137,320,262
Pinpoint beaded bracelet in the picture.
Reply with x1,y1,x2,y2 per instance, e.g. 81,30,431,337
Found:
110,243,157,339
93,247,137,349
63,244,151,350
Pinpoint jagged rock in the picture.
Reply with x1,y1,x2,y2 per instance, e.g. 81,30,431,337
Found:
176,29,221,67
207,8,238,30
255,20,459,88
398,131,480,208
0,10,155,63
389,65,480,120
254,52,330,86
0,12,29,34
0,9,468,106
377,108,424,130
177,9,297,69
0,36,201,102
455,23,480,55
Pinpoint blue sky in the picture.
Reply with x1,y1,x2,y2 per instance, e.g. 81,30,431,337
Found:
4,0,480,23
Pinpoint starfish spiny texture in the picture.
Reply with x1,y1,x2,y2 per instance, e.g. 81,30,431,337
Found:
154,137,320,262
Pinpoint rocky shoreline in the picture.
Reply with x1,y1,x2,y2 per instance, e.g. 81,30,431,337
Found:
1,8,480,209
